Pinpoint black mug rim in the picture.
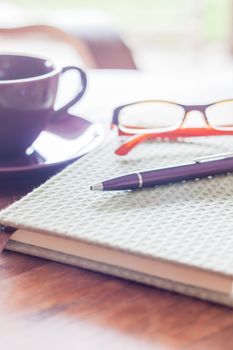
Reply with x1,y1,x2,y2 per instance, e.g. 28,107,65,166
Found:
0,53,59,84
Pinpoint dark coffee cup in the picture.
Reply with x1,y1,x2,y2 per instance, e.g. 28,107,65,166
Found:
0,54,87,157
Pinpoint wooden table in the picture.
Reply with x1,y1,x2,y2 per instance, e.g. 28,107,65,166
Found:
1,70,233,349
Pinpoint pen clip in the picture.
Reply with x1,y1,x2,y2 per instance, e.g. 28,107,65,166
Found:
194,152,233,163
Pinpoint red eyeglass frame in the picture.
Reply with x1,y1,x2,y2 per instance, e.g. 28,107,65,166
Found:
111,99,233,156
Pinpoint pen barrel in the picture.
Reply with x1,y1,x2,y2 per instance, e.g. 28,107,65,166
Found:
101,157,233,191
141,158,233,187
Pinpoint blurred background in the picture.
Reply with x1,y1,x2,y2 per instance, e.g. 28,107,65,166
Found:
0,0,232,70
1,0,233,119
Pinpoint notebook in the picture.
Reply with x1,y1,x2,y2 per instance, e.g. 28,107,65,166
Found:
1,134,233,307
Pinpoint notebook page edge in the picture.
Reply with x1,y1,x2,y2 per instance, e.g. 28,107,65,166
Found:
5,238,233,308
8,228,233,296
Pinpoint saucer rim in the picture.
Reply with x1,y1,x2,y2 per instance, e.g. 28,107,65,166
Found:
0,115,104,174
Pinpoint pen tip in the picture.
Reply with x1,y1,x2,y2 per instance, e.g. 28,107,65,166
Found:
90,183,103,191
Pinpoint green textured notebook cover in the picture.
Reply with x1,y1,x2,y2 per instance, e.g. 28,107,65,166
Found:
1,135,233,306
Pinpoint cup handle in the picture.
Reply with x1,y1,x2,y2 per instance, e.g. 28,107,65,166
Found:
54,66,87,118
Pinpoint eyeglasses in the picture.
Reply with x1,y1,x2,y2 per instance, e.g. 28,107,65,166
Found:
112,99,233,155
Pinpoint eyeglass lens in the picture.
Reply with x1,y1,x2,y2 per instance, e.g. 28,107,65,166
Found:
206,101,233,130
118,101,233,132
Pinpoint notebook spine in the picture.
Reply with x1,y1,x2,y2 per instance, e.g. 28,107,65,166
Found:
0,224,16,233
0,225,16,253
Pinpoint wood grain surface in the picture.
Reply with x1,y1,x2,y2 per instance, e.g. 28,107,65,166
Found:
1,180,233,350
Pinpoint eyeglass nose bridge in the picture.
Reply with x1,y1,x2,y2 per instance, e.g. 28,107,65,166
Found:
181,104,211,128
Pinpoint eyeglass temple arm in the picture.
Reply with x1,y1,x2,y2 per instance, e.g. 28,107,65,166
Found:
115,128,233,155
115,134,156,155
